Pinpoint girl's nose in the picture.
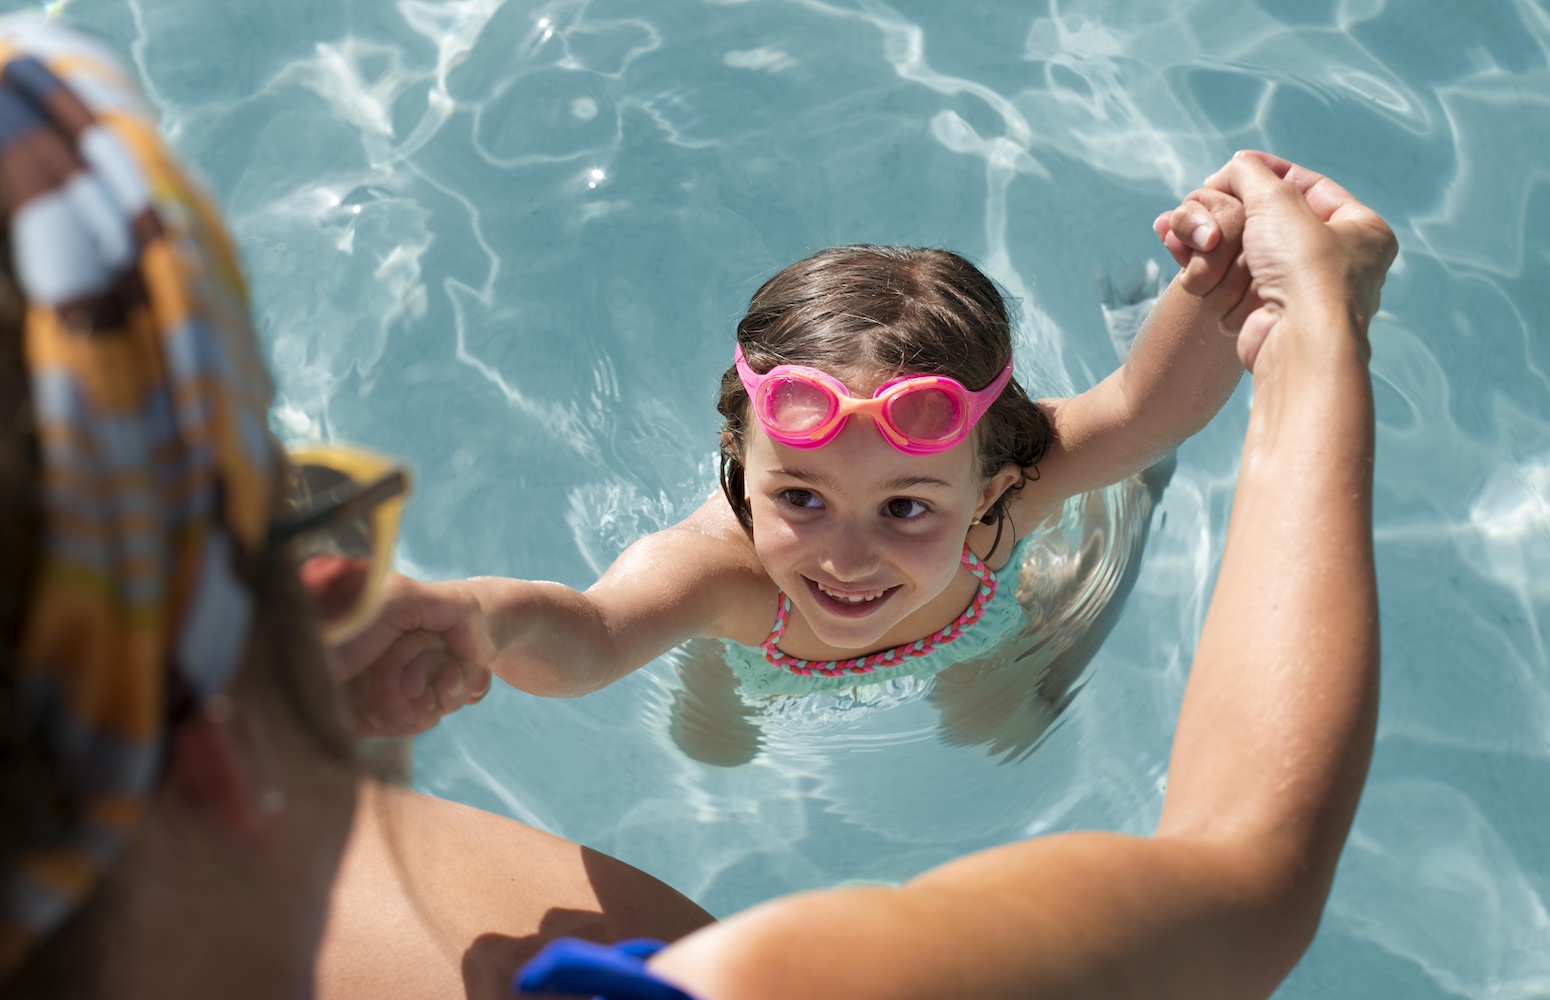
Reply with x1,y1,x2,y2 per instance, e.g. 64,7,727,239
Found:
817,524,880,582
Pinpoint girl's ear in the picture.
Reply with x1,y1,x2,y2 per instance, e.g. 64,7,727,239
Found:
975,462,1023,521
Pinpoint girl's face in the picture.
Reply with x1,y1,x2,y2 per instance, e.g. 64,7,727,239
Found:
743,408,1005,655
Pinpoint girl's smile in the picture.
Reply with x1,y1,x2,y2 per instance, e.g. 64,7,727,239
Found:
742,412,1006,657
806,577,899,617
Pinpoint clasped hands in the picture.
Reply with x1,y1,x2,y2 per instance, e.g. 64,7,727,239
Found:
1154,149,1396,373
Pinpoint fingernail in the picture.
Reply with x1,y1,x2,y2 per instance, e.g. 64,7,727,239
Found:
1192,224,1214,247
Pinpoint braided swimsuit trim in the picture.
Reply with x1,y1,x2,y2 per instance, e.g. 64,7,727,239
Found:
760,544,997,676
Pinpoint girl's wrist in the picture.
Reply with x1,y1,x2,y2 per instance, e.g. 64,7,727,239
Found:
463,576,518,648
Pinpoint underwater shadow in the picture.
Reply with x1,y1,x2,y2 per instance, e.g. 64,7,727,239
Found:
667,637,764,767
662,457,1172,768
930,455,1173,763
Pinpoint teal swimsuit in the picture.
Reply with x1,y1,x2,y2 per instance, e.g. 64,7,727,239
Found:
720,531,1043,698
718,471,1158,699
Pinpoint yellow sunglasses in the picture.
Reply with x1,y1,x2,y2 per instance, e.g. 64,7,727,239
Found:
268,444,412,644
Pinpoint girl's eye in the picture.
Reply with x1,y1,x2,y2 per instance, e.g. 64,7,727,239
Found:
780,488,824,509
883,497,929,519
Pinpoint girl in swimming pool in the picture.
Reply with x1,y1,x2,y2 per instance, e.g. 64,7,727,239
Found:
335,195,1251,727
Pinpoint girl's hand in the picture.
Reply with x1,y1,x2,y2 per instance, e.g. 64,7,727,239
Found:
1202,151,1397,372
1154,187,1253,320
1153,185,1258,333
325,574,497,737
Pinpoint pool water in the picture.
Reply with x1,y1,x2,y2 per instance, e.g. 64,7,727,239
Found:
24,0,1550,994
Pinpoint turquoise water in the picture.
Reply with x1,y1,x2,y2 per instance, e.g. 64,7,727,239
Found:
24,0,1550,994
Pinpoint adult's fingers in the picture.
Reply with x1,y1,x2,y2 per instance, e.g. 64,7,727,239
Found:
355,633,441,733
347,641,483,738
1217,267,1265,336
1235,304,1281,373
1205,150,1372,228
433,660,493,714
1226,149,1293,176
1206,254,1260,335
330,576,493,680
1202,152,1313,219
1243,152,1373,228
328,576,428,681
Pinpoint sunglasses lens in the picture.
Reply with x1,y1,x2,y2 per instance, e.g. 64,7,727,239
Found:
886,387,963,443
287,466,377,556
763,377,836,434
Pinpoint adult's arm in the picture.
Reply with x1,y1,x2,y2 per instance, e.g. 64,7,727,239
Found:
648,151,1395,1000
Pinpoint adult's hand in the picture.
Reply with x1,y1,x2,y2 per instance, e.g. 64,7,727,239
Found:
326,574,496,737
1202,150,1396,372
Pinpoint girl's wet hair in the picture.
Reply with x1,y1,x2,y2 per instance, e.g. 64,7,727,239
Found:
718,245,1053,529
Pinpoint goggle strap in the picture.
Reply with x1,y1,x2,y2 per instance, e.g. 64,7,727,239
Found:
734,344,761,397
964,357,1015,423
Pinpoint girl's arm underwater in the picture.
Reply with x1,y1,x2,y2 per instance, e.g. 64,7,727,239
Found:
644,149,1396,1000
1012,185,1253,521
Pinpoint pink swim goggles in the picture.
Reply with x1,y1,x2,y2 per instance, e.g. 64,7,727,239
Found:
734,345,1014,455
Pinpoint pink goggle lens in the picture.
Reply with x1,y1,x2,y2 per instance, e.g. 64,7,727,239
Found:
764,377,838,434
883,385,964,443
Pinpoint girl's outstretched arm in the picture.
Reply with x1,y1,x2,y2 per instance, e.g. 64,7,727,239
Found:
647,151,1394,1000
473,502,764,697
329,496,765,727
1020,187,1250,513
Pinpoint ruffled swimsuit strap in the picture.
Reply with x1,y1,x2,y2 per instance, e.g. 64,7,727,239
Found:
760,542,997,677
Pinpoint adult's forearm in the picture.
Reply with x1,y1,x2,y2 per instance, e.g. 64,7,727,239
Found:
1159,303,1379,911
